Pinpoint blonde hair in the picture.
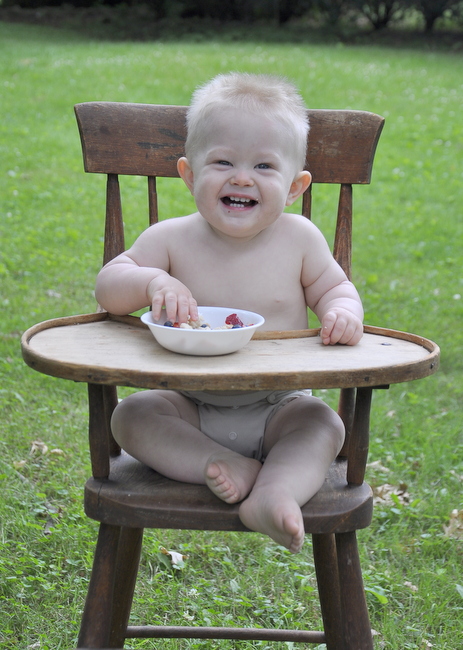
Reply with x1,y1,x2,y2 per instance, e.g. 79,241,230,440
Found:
185,72,309,171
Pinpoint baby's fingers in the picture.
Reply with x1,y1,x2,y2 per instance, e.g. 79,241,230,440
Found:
176,294,198,324
320,311,337,345
163,291,182,322
321,311,363,346
151,291,168,321
342,319,363,346
152,292,198,324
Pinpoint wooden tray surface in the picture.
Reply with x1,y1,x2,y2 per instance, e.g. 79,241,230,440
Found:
21,313,439,391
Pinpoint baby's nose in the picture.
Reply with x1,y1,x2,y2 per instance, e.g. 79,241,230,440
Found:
231,169,254,186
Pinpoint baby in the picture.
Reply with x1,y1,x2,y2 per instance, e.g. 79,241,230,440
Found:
95,73,364,553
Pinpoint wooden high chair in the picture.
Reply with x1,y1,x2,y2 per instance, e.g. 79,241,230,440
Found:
21,102,439,649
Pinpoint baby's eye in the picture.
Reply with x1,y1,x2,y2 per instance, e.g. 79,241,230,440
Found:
256,163,271,170
217,160,232,166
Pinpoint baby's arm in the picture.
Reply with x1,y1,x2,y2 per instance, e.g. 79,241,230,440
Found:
302,227,363,346
95,226,198,323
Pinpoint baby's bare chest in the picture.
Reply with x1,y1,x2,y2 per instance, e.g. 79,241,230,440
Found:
174,236,298,280
169,238,306,323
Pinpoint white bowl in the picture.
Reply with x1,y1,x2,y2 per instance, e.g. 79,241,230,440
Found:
141,306,265,356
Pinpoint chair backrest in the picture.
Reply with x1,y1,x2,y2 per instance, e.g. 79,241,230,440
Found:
75,101,384,481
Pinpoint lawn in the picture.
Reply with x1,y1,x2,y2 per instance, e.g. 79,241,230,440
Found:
0,19,462,650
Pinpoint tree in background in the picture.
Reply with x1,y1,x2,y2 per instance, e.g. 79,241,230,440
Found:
276,0,314,24
314,0,353,25
411,0,461,32
179,0,314,23
349,0,406,29
1,0,463,33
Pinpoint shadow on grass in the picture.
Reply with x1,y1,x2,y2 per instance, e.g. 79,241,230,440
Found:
1,4,463,52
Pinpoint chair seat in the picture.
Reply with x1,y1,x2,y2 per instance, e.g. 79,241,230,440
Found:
84,452,373,534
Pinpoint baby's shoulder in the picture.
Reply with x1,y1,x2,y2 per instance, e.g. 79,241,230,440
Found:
276,212,324,239
142,213,200,239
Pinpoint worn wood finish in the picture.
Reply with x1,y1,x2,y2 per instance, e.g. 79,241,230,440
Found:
337,387,356,458
333,184,353,280
87,383,111,479
21,102,441,648
302,183,312,219
147,175,158,225
336,532,373,649
104,174,124,265
313,534,344,650
83,452,372,533
108,527,143,648
126,626,326,642
77,523,121,648
74,102,384,184
347,387,373,486
103,384,120,458
21,313,440,391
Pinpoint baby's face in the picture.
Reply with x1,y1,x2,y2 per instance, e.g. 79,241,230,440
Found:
182,107,305,241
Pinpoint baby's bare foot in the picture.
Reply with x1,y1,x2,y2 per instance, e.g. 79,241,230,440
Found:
205,452,262,504
239,487,305,553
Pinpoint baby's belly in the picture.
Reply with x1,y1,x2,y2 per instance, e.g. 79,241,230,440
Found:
260,304,310,331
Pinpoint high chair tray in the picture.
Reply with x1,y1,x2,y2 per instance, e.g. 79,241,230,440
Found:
21,312,439,391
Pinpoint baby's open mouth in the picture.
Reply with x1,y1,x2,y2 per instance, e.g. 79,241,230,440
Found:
221,196,258,208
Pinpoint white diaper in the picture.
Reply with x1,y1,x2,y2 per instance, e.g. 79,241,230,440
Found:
181,390,312,460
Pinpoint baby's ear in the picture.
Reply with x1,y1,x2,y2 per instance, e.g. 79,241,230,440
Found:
286,171,312,206
177,157,195,194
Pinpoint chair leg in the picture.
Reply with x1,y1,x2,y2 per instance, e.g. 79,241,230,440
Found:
77,523,121,649
313,533,345,650
336,531,373,650
108,527,144,648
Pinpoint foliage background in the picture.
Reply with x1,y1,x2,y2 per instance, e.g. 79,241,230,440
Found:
1,0,463,35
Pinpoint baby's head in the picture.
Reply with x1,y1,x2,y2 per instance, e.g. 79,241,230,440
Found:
185,73,309,175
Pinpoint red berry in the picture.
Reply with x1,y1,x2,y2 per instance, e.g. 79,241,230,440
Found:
225,313,244,327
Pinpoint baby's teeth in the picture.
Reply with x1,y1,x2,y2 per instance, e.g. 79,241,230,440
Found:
229,196,250,202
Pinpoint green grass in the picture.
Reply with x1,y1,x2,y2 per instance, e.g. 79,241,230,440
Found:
1,20,462,650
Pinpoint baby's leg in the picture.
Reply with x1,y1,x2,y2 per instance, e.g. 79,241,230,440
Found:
239,396,344,553
111,390,261,503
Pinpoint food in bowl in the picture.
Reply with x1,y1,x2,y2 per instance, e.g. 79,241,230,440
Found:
141,306,265,356
164,312,246,330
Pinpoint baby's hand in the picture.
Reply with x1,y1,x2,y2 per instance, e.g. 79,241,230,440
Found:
321,309,363,346
147,274,198,324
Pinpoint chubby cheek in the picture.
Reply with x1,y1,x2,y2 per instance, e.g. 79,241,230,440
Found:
193,174,221,201
194,198,228,227
267,180,289,207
